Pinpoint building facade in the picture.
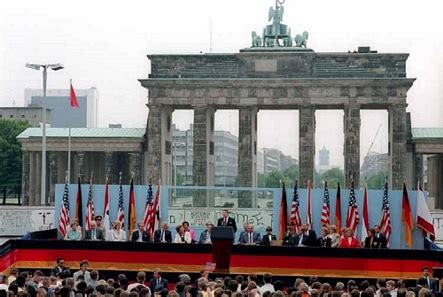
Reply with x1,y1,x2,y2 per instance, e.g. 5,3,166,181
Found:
0,107,50,127
25,88,98,128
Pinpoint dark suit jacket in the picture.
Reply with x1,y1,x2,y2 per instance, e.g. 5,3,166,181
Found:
239,231,261,244
149,277,168,293
154,229,172,243
375,233,387,248
131,230,150,242
293,234,308,246
217,217,237,233
364,236,383,249
318,236,332,247
261,234,277,246
305,230,318,246
84,229,105,241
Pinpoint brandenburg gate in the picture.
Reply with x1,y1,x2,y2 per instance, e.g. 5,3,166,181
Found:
139,2,415,190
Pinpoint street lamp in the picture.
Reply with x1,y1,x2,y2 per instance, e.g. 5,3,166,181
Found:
26,63,64,205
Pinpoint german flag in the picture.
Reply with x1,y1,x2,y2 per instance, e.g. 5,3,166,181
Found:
279,182,288,240
402,183,413,248
128,178,136,236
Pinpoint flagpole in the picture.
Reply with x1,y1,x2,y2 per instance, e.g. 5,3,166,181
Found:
67,79,73,183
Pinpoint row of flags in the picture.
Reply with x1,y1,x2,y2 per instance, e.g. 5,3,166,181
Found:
279,180,435,247
58,175,161,238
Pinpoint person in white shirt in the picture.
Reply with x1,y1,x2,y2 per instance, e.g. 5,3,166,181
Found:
127,271,151,294
73,260,91,284
108,221,127,241
386,280,397,297
174,225,192,243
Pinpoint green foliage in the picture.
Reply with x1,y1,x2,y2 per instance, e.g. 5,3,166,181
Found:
366,171,387,189
172,167,185,186
257,165,299,188
321,167,345,189
0,120,29,192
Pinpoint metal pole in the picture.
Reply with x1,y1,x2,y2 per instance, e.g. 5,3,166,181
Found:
41,67,47,205
174,144,177,197
67,126,71,183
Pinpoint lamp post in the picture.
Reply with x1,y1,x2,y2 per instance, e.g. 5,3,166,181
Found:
25,63,64,205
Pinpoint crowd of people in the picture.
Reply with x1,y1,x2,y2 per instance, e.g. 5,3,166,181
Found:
64,210,388,249
0,259,439,297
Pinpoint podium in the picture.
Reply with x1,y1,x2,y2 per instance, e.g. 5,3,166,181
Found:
211,227,235,273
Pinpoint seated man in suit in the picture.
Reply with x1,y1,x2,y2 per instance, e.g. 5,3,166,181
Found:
261,226,277,246
217,209,237,234
373,224,387,248
154,222,172,243
149,268,168,293
239,224,261,245
131,222,150,242
292,227,308,247
198,222,214,244
85,221,105,241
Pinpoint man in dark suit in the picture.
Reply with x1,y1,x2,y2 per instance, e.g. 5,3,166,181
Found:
85,222,105,241
421,266,439,293
238,224,261,244
373,225,387,248
262,226,277,246
131,223,150,242
301,224,318,247
293,227,308,247
149,269,168,293
51,258,70,277
154,222,172,243
217,209,237,233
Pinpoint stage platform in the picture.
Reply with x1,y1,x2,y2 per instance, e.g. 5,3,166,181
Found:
1,240,443,279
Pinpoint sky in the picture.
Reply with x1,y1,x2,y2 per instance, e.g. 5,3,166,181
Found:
1,0,443,168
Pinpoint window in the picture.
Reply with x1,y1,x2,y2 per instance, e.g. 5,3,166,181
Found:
21,114,25,118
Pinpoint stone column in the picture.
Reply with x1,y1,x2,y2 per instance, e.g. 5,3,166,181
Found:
299,105,316,188
237,107,258,208
414,153,424,188
105,151,114,183
428,155,443,209
48,152,58,206
146,105,173,185
238,107,258,187
193,106,215,207
21,152,30,206
343,103,361,188
35,152,42,206
388,104,407,189
29,152,36,206
129,153,142,184
77,152,85,182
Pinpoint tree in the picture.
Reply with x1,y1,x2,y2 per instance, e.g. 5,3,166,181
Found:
321,167,345,189
366,171,387,189
0,120,29,201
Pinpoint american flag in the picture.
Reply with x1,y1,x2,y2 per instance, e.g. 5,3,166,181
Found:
306,180,312,229
321,181,330,226
58,179,70,238
143,179,161,236
103,176,110,231
380,181,391,245
346,181,360,234
290,181,302,229
85,177,95,231
117,174,125,227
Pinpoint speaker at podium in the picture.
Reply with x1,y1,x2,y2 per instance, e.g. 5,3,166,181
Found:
211,227,235,273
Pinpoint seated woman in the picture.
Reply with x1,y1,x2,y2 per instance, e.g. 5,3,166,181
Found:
108,221,127,241
318,227,332,247
339,228,360,248
182,221,196,242
327,225,341,248
364,228,381,249
65,220,82,241
174,225,192,244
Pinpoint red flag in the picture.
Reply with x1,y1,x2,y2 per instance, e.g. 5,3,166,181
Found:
74,176,83,225
335,183,341,229
402,183,413,248
361,184,370,241
128,178,137,236
306,180,312,229
416,183,435,240
279,182,288,240
70,81,79,108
